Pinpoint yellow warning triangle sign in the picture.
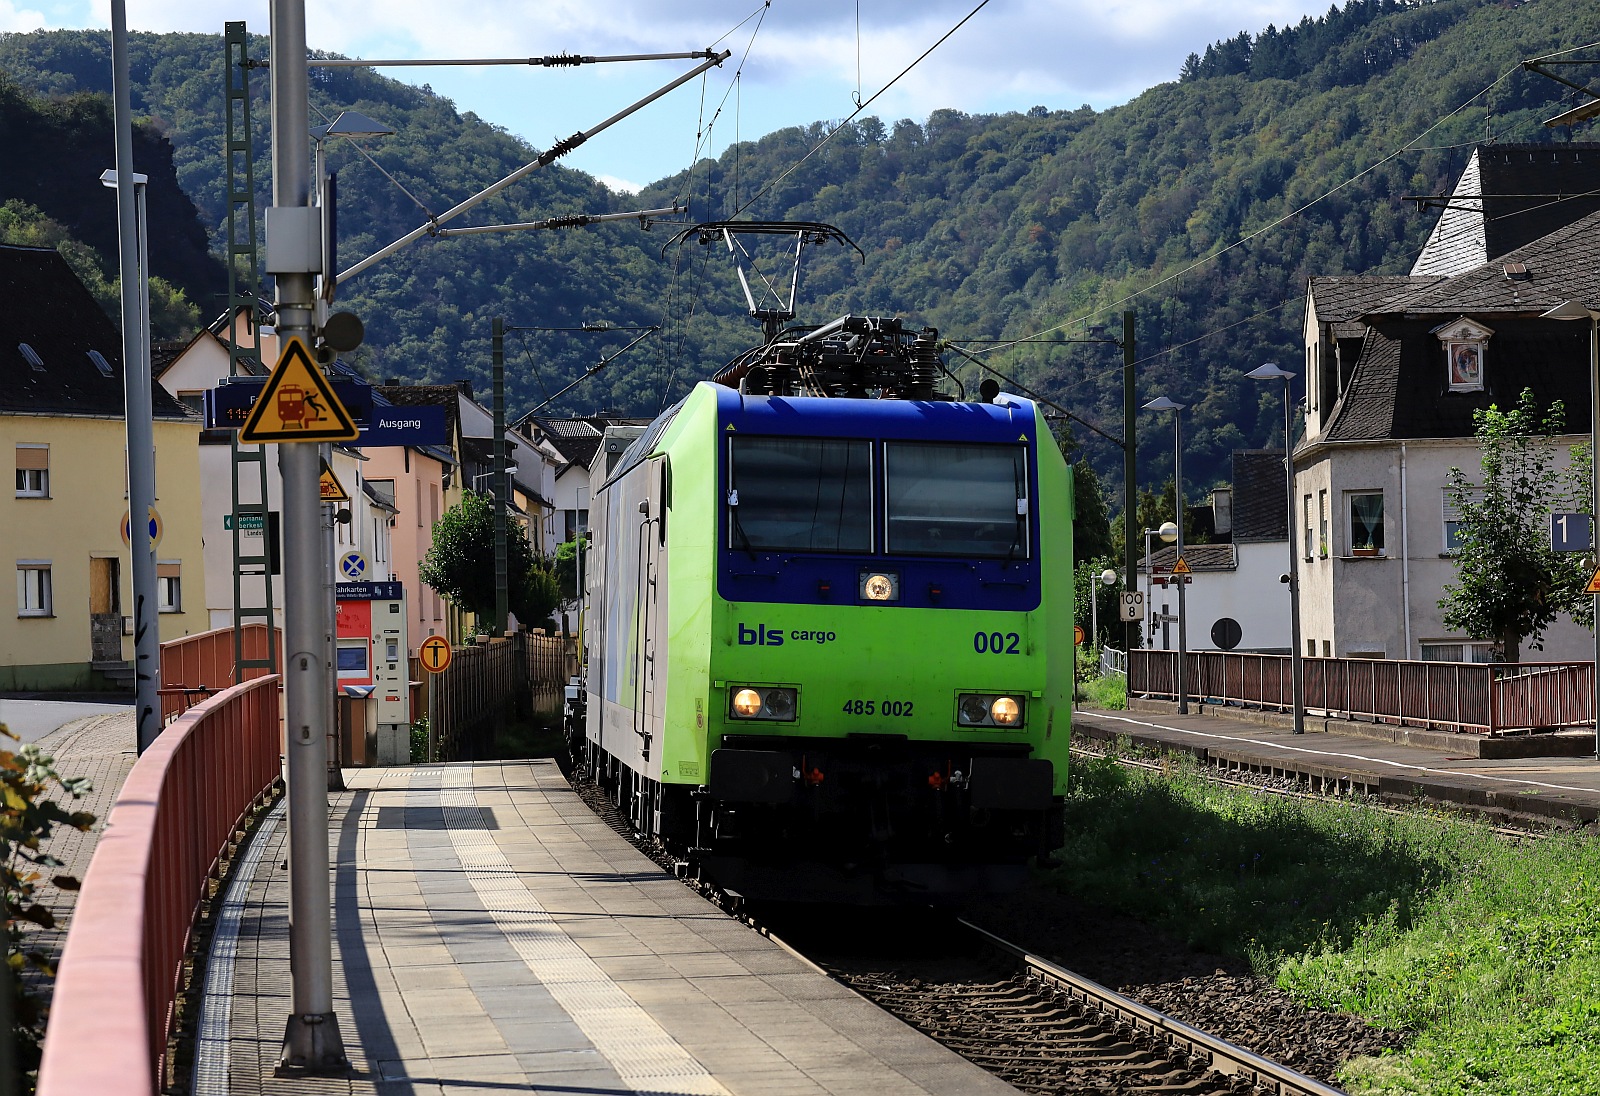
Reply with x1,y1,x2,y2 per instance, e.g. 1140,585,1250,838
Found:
239,336,359,443
319,458,350,502
1171,556,1192,575
1586,565,1600,595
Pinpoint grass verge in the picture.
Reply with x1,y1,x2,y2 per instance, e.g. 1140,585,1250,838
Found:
1047,744,1600,1095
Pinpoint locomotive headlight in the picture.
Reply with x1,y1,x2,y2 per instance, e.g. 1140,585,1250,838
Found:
957,693,1025,729
958,694,991,725
859,570,900,602
733,688,764,717
990,696,1021,726
729,686,799,721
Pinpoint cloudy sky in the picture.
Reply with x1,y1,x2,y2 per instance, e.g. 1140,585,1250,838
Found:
7,1,1337,192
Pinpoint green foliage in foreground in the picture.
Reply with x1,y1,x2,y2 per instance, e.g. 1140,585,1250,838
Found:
1052,748,1600,1094
1075,670,1126,710
2,723,94,1090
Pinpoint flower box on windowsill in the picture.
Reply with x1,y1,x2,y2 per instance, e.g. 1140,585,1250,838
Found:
1350,546,1382,557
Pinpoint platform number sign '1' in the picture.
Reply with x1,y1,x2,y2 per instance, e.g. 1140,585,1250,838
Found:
1551,512,1593,553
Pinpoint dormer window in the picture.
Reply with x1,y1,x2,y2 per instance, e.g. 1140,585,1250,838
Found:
1432,317,1492,393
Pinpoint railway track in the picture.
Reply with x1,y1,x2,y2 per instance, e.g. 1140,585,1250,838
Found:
573,765,1372,1094
759,908,1347,1096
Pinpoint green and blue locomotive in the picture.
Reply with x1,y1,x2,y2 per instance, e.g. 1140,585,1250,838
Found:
576,316,1074,903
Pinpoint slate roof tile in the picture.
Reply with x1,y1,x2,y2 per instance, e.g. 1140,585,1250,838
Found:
0,244,190,419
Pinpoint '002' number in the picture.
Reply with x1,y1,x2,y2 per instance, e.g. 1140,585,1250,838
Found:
973,631,1021,654
842,699,914,716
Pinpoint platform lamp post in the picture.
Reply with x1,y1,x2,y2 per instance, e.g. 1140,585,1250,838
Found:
1089,567,1117,654
1542,299,1600,759
1247,362,1306,734
1143,396,1189,713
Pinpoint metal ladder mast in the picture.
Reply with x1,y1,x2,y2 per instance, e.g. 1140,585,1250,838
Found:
225,21,276,682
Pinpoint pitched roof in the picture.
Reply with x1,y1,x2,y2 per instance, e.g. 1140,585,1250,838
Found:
0,244,190,419
519,414,653,470
1230,450,1288,541
1411,144,1600,277
1308,275,1442,324
1138,543,1236,574
1378,206,1600,316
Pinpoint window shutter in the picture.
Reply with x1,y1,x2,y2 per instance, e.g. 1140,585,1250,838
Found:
14,446,48,471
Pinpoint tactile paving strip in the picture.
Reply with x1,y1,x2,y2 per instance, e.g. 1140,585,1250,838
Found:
192,800,288,1096
426,766,732,1096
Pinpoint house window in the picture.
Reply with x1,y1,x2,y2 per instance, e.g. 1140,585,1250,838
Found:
1420,641,1493,664
1349,491,1384,555
157,561,181,613
1434,316,1492,393
15,445,49,497
1302,495,1313,560
1318,490,1328,558
177,390,204,414
1442,488,1482,553
17,563,52,617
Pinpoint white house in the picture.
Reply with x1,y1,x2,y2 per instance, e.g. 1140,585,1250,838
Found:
1296,190,1600,662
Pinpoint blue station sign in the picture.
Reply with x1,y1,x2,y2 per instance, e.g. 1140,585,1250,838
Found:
207,376,373,430
337,581,403,601
358,405,449,447
206,379,447,447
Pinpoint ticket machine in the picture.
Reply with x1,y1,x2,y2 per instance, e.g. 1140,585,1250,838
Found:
335,580,410,764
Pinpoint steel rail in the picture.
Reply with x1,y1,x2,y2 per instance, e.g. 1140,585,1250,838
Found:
957,919,1348,1096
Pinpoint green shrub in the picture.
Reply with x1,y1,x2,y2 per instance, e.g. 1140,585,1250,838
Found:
1,723,94,1089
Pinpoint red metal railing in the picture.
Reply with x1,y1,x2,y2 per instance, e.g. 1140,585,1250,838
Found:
159,623,281,722
1129,650,1594,735
38,675,282,1096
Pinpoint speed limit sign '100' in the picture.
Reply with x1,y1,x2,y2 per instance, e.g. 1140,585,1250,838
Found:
419,635,453,673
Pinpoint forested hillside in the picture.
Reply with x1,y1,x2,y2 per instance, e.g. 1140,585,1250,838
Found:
3,0,1599,500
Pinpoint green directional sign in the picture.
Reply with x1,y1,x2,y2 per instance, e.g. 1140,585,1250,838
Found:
224,513,266,532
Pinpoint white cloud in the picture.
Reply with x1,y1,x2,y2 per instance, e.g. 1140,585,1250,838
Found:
0,0,47,33
21,1,1354,187
596,174,642,195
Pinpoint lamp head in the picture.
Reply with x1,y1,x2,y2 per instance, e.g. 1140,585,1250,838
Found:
312,110,395,142
1542,299,1600,322
1099,568,1118,586
1158,521,1179,543
1143,395,1184,413
1246,362,1296,381
504,465,519,476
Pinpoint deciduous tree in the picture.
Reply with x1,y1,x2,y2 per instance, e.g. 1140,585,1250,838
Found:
1441,389,1592,662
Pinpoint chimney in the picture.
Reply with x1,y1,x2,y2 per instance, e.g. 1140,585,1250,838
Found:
385,376,401,386
456,379,474,400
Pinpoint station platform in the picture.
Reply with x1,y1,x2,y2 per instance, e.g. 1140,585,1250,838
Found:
1075,703,1600,827
199,759,1018,1096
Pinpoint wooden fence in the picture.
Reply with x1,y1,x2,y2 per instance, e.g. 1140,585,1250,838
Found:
1129,649,1595,735
415,632,571,760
